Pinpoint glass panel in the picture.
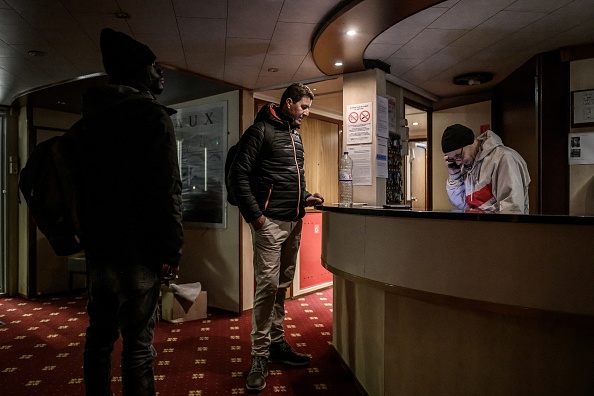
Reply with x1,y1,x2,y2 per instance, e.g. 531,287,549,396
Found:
171,101,228,228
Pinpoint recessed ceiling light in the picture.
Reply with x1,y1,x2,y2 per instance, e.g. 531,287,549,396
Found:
27,50,46,57
335,62,343,66
412,122,419,126
267,67,279,72
115,12,130,19
346,30,356,36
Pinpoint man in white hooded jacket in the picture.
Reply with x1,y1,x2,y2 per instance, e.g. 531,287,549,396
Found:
442,124,531,214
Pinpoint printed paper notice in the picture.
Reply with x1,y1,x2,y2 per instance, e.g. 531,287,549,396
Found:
569,132,594,165
346,102,373,144
387,96,397,133
346,144,372,185
376,96,389,139
376,137,388,178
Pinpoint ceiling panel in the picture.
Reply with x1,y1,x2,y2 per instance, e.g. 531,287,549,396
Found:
0,0,593,111
279,0,342,24
172,0,227,18
269,22,315,56
227,0,283,40
429,0,516,30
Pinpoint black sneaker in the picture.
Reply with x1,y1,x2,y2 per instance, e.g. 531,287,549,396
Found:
246,355,268,392
269,339,310,366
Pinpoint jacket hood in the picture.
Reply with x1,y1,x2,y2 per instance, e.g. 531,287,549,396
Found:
476,130,504,161
254,103,299,130
81,84,175,117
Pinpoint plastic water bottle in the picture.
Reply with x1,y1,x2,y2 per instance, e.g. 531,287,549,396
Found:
338,152,353,208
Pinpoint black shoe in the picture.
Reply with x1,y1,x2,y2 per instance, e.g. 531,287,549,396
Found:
269,339,310,366
246,355,268,392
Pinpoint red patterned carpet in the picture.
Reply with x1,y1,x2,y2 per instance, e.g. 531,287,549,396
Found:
0,287,360,395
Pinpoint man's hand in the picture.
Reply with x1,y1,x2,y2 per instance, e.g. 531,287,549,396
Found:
444,155,461,176
306,193,324,207
161,264,179,281
251,215,266,231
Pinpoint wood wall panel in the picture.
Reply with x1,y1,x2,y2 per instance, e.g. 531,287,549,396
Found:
300,117,340,204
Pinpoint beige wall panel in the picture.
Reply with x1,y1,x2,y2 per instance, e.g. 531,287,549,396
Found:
300,116,340,204
384,292,593,395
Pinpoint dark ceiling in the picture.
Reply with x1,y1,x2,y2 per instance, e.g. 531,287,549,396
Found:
15,66,240,115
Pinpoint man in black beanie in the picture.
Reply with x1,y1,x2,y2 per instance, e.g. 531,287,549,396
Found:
442,123,531,214
79,28,183,396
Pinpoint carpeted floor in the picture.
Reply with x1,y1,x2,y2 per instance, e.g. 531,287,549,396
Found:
0,287,360,395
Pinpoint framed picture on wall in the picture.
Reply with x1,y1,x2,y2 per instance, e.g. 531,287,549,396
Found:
171,100,228,228
571,89,594,127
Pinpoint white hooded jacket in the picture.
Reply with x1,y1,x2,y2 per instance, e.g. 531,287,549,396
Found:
446,130,531,214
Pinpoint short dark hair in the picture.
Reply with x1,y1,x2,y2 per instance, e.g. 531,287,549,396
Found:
280,83,314,107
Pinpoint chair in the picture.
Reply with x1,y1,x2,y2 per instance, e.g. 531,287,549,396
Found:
67,253,87,300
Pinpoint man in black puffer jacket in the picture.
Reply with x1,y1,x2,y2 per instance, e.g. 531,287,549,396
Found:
228,83,324,392
79,28,183,396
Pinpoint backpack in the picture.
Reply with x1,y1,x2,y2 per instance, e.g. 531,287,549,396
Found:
18,122,84,256
225,126,274,206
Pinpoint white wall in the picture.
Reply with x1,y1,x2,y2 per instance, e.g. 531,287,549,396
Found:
432,102,491,211
569,59,594,216
173,90,242,312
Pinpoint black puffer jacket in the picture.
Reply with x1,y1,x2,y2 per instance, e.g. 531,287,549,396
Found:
229,103,312,223
78,84,184,270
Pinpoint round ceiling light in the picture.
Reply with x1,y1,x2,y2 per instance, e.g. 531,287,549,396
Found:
453,72,494,86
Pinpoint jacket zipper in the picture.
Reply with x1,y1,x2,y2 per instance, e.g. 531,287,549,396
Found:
289,129,301,219
264,184,273,210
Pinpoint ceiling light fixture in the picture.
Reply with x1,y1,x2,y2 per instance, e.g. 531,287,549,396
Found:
115,12,130,19
346,30,356,36
267,67,279,72
453,72,494,86
335,61,343,66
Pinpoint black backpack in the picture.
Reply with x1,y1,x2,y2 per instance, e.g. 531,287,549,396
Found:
225,126,274,206
18,122,84,256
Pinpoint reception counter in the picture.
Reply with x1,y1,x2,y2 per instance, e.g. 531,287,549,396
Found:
319,205,594,396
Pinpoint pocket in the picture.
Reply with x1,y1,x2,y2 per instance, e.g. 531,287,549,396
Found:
255,216,270,234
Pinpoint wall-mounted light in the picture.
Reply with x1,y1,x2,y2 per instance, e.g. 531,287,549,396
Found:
453,72,493,86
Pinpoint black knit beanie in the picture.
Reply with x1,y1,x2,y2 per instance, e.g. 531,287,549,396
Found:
100,28,156,78
441,124,475,153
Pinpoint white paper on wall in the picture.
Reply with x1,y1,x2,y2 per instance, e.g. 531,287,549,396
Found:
346,144,372,185
569,131,594,165
346,102,373,144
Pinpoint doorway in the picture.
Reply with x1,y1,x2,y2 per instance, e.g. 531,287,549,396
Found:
405,103,429,210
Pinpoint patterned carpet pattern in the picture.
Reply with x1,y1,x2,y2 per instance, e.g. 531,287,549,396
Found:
0,287,359,395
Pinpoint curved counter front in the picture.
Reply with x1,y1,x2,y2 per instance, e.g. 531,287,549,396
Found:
319,205,594,396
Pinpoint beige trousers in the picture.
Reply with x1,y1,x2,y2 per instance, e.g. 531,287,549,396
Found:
249,217,302,357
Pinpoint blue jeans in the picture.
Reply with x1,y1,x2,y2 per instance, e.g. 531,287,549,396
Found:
83,255,161,396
